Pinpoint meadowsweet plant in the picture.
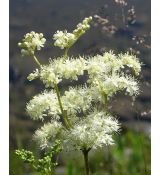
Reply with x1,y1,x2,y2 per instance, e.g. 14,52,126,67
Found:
16,140,62,175
16,16,141,175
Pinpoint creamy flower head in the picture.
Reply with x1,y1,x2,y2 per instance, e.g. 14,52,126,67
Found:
26,90,60,120
26,86,93,121
34,121,63,149
65,111,120,150
27,51,141,103
53,16,92,49
119,53,141,75
28,56,86,87
33,110,120,150
61,86,93,115
53,30,76,49
86,51,141,82
91,74,139,101
18,31,46,56
27,69,39,81
73,16,92,36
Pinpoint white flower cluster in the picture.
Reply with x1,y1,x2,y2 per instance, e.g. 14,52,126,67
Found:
34,121,63,149
53,30,76,49
26,90,60,120
53,17,92,49
27,69,39,81
73,16,92,37
119,53,141,75
86,51,141,82
26,51,141,118
28,57,86,87
86,52,122,81
34,110,120,150
65,111,120,150
26,86,93,121
18,31,46,56
61,86,93,115
28,51,141,88
91,74,139,101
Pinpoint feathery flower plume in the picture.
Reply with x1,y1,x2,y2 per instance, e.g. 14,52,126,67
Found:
18,31,46,56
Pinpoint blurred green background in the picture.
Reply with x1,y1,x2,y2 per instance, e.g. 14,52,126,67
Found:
10,0,150,174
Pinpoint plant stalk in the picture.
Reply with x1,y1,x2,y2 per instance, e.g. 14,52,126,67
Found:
32,54,41,67
103,93,108,113
30,54,71,129
64,47,69,58
54,83,71,129
82,148,91,175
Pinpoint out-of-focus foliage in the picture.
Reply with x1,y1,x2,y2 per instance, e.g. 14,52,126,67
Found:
15,140,62,175
64,129,150,175
10,129,150,175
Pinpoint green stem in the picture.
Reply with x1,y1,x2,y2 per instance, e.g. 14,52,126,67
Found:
64,47,69,58
31,54,41,67
30,53,71,130
82,148,91,175
54,83,71,129
103,93,108,112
